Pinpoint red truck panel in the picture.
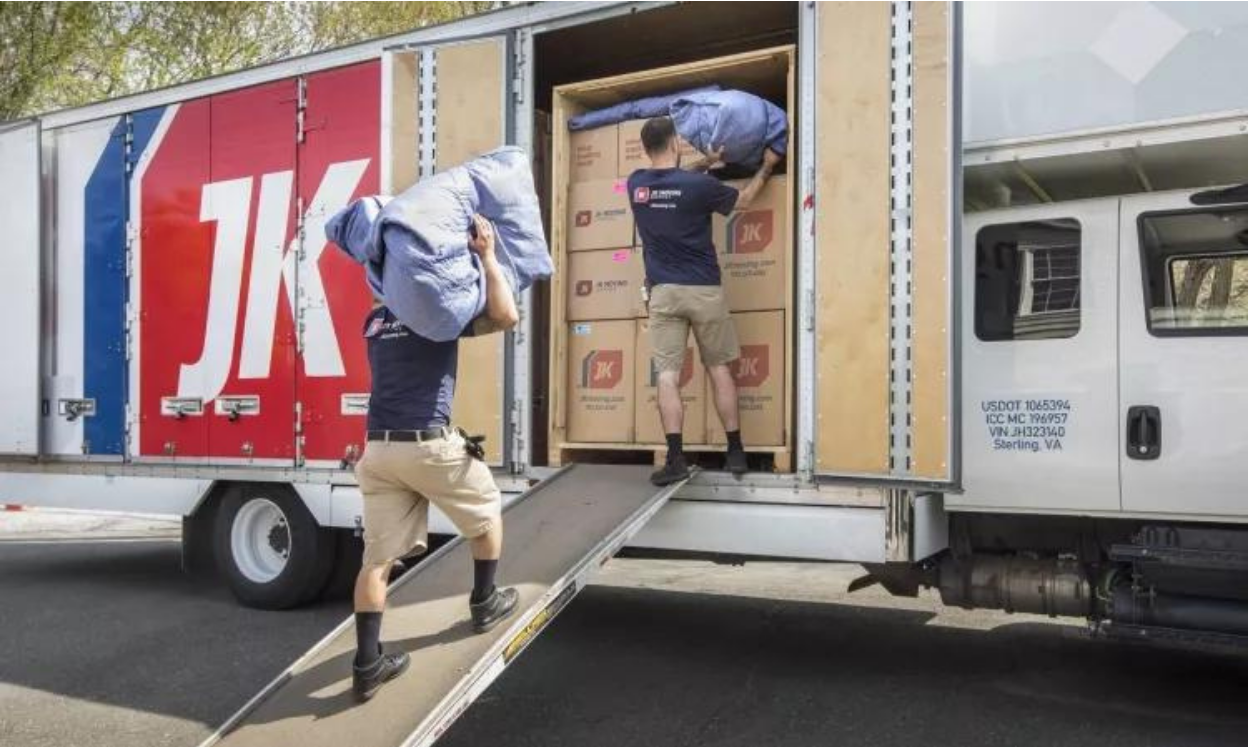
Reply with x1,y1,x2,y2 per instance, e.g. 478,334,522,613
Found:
298,62,381,464
136,62,380,463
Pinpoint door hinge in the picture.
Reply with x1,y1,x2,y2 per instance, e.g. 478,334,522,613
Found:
296,77,308,144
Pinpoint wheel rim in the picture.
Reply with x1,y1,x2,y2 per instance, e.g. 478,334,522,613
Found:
230,497,290,584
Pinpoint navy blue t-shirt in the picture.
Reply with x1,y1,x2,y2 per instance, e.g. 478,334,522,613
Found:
364,306,465,432
628,168,739,287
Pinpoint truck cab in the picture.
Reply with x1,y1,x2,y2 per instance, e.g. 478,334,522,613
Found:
959,187,1248,520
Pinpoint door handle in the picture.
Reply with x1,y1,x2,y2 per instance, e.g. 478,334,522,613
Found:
1126,405,1162,460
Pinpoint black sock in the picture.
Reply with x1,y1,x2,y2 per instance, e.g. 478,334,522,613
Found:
354,611,383,668
665,433,684,461
726,430,744,453
472,559,498,604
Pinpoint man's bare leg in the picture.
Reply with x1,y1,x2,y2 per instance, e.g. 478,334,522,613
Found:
657,369,685,434
707,363,747,475
352,560,410,701
651,369,691,485
468,521,519,632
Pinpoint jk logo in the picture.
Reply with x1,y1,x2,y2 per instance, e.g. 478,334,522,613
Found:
580,350,624,389
177,159,370,403
575,280,593,297
725,210,773,254
575,210,592,227
731,345,769,387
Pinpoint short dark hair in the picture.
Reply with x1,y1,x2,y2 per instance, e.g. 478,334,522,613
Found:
640,116,676,157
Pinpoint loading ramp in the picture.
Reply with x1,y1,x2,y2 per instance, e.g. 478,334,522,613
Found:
200,464,686,747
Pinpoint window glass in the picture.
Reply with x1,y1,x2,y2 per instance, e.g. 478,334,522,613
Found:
975,219,1082,341
1140,208,1248,335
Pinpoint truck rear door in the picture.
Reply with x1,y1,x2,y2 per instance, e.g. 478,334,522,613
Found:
956,201,1121,513
1119,190,1248,517
0,121,42,455
381,37,512,467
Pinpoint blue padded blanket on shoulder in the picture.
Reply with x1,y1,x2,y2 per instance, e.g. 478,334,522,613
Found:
325,146,552,342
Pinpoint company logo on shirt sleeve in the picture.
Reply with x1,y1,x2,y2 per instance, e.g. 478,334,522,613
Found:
633,186,650,204
580,350,624,389
725,210,773,254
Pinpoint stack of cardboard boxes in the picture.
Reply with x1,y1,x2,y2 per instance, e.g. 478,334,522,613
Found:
565,120,789,449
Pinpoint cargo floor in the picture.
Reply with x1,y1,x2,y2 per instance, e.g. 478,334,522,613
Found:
201,464,683,747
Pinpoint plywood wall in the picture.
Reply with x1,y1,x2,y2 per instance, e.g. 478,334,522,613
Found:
814,3,893,475
911,2,952,480
436,38,508,465
384,52,420,194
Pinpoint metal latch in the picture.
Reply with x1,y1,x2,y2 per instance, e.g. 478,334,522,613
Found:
341,394,370,416
161,397,204,419
58,398,96,422
215,396,260,422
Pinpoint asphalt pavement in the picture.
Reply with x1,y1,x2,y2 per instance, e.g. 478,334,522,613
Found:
1,510,1245,747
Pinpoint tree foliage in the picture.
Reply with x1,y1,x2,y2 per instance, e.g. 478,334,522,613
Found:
0,2,496,120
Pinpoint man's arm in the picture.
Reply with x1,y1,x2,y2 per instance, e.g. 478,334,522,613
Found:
733,148,783,211
469,214,519,332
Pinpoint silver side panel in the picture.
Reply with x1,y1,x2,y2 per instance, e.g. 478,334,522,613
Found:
0,121,43,455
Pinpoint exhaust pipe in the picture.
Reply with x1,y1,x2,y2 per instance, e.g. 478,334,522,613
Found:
938,555,1092,618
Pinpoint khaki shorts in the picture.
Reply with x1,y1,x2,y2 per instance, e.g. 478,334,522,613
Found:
648,284,740,372
354,430,501,567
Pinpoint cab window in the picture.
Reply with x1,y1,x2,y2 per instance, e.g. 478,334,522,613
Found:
974,218,1082,341
1139,207,1248,336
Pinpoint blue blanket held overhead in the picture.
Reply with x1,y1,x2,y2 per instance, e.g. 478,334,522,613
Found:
566,85,721,131
326,146,552,342
670,89,788,170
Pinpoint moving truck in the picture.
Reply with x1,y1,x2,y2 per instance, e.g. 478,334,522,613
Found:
1,1,1246,646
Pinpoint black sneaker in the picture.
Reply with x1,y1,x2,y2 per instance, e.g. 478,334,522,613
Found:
650,455,691,486
352,649,410,703
725,449,748,477
470,586,520,633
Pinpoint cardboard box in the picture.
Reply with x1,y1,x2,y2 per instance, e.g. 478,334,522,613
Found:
566,320,636,443
707,311,785,447
634,320,707,445
712,175,789,312
618,119,703,177
567,178,634,252
569,125,619,183
567,248,646,321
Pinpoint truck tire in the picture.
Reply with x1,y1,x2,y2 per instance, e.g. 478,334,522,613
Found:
214,484,335,610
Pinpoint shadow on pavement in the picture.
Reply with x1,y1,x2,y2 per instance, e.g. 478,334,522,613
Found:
2,545,1247,747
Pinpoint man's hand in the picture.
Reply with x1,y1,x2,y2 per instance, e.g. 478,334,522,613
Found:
762,148,782,170
471,213,519,331
704,146,726,171
468,214,495,257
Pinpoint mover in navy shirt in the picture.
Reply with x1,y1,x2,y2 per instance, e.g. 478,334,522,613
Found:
628,168,738,286
349,214,521,703
627,115,781,486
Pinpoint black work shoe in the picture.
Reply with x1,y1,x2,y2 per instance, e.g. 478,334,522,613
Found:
725,449,748,477
650,456,692,486
471,586,519,633
352,649,410,703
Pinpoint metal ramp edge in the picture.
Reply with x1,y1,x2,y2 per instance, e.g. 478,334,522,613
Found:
198,463,686,747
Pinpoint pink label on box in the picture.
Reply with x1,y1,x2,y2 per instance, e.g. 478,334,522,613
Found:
612,179,627,194
611,250,630,262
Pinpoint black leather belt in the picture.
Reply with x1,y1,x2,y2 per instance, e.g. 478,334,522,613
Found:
367,426,451,443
